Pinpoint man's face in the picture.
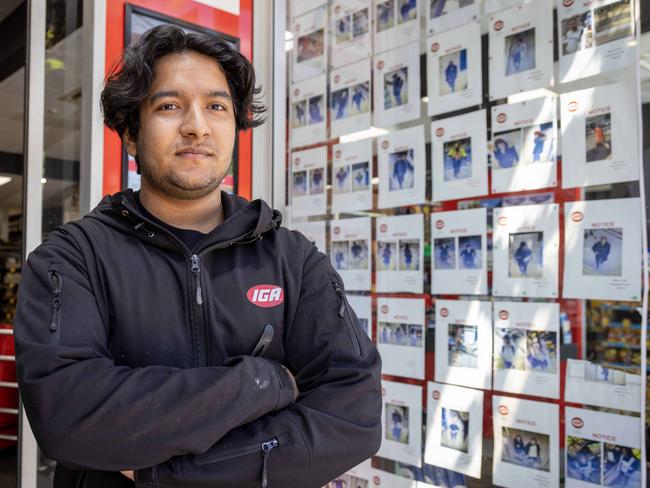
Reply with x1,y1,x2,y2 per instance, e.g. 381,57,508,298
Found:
125,51,236,200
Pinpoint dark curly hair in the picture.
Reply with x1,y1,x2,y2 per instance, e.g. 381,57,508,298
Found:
101,24,266,143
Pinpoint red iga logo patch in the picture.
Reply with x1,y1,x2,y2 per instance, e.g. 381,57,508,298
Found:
335,150,341,159
377,60,384,70
571,211,584,222
494,20,504,31
572,417,584,428
440,307,449,318
294,157,300,165
431,42,440,53
499,310,509,320
563,0,574,7
381,140,389,150
568,100,579,112
498,405,509,416
435,127,445,137
293,88,300,97
496,113,507,124
334,74,341,83
381,304,389,314
333,226,341,235
435,219,445,230
247,285,285,308
373,476,381,486
498,216,508,226
380,223,388,233
432,390,441,400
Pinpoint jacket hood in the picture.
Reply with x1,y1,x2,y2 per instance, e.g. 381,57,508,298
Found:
85,189,283,254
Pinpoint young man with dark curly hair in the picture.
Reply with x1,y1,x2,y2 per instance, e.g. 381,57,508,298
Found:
14,25,381,488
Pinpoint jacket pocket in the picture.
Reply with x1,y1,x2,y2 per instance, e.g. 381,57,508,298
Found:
47,264,63,345
331,281,362,357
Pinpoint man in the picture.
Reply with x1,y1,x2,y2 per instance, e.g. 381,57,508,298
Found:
391,151,413,189
460,242,477,269
445,59,458,93
592,236,611,270
14,25,381,488
514,241,533,276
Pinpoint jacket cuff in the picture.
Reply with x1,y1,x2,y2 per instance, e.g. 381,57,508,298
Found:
267,360,296,411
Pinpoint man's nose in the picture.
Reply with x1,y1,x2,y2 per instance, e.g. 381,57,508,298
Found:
180,103,210,140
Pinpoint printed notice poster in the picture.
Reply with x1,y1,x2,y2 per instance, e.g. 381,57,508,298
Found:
424,382,484,478
427,0,480,35
330,217,372,291
373,43,421,127
326,460,373,488
431,208,488,296
560,82,639,188
374,0,420,54
492,203,559,298
330,0,371,69
290,220,326,253
565,359,642,413
291,0,326,18
492,396,560,488
379,380,423,467
290,146,327,217
493,301,560,399
377,297,425,380
376,213,424,293
378,125,426,209
427,23,483,117
431,110,488,202
330,59,371,138
292,6,328,82
332,139,373,213
490,97,558,193
434,299,492,390
346,294,371,339
290,75,327,148
488,0,554,100
563,199,642,301
565,408,642,488
558,0,636,83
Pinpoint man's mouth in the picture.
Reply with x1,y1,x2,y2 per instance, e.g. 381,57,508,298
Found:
176,147,214,158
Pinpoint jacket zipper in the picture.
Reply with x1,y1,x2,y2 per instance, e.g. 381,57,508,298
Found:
47,266,62,344
261,438,279,488
331,281,362,356
190,254,203,305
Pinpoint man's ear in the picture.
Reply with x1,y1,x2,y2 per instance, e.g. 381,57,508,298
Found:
123,129,137,158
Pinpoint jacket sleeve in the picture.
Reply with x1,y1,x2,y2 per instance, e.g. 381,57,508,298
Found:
136,241,382,488
14,236,296,471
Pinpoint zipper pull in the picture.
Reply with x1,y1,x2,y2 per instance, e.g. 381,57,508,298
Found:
48,271,62,332
191,254,203,305
332,282,345,318
261,438,279,488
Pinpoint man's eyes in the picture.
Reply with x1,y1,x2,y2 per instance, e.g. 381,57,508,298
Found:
157,102,227,112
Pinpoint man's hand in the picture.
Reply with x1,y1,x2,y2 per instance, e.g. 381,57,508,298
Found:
280,364,299,400
121,470,134,481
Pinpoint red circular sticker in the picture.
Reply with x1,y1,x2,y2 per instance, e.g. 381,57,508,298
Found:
294,157,300,165
333,226,341,235
563,0,574,6
572,417,584,428
440,307,449,318
432,390,440,400
377,60,385,70
571,211,584,222
430,42,440,53
568,101,579,112
294,23,300,32
435,219,445,230
334,74,340,83
335,150,341,159
435,127,445,137
381,140,389,150
499,310,509,320
494,20,504,31
293,88,300,97
498,216,508,226
334,5,341,13
373,476,381,486
380,223,388,233
496,113,507,124
381,305,389,314
498,405,509,416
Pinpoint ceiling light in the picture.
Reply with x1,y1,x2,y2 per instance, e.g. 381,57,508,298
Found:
339,126,389,143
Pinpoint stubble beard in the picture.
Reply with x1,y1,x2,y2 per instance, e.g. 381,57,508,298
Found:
138,150,231,201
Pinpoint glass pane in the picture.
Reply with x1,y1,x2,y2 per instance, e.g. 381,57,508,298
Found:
0,0,26,485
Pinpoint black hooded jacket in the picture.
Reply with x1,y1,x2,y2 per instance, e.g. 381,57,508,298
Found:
14,189,382,488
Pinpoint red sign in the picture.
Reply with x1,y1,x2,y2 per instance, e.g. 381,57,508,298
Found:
294,23,300,32
435,219,445,230
498,216,508,226
381,140,389,150
571,211,584,222
246,285,285,308
432,390,440,400
494,20,504,31
440,307,449,317
381,305,389,314
373,476,381,486
568,101,579,112
435,127,445,137
498,405,509,415
572,417,584,428
499,310,509,320
377,60,384,70
496,113,507,124
335,150,341,159
563,0,574,6
380,224,388,233
334,74,340,83
333,226,341,235
293,88,300,97
294,157,300,165
431,42,440,53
